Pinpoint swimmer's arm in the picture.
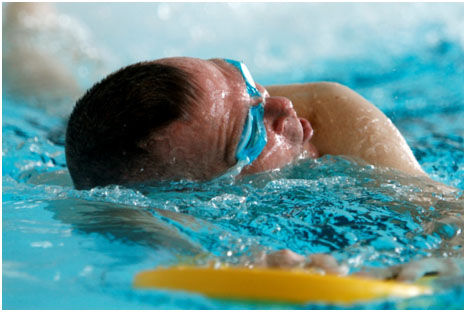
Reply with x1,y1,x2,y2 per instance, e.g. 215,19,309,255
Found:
50,198,205,254
266,82,427,177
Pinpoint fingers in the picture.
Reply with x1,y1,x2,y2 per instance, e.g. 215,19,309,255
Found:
264,249,306,268
306,254,349,275
259,249,348,275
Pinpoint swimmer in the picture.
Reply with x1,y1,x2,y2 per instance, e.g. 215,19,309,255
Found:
64,57,462,280
65,57,429,189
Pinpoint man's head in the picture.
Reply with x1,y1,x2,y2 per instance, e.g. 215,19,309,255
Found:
66,57,315,189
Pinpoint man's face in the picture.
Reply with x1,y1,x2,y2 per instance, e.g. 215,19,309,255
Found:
147,57,317,180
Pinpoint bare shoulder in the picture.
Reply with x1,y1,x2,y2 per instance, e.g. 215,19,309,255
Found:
266,82,367,121
266,82,427,177
267,81,350,93
266,81,353,97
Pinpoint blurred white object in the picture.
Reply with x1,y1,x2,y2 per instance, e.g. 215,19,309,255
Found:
3,3,107,117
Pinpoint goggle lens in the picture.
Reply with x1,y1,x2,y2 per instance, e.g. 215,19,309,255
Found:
224,59,267,165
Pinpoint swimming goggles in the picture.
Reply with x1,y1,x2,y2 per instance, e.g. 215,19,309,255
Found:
224,59,267,165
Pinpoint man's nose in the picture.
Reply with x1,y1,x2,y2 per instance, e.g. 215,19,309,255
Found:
264,96,295,117
255,84,269,98
263,96,297,134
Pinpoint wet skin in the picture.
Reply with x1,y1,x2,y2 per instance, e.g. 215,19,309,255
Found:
143,57,318,180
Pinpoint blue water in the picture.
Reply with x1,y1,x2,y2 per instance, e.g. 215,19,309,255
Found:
2,3,464,309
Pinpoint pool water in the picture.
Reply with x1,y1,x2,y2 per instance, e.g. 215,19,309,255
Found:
2,3,464,309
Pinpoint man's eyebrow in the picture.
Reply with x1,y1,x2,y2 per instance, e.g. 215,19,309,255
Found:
209,58,245,82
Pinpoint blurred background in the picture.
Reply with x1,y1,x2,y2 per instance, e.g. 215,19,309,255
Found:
3,2,464,114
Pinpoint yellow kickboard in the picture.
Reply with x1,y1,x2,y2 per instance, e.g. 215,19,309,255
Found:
133,266,432,304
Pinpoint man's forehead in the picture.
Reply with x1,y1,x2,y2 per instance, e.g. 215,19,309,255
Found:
158,57,232,96
155,57,216,75
154,57,252,123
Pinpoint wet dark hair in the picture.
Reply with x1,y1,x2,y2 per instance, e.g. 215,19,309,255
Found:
65,61,201,190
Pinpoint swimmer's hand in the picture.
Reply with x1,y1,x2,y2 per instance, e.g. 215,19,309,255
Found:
254,249,349,275
355,257,464,282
